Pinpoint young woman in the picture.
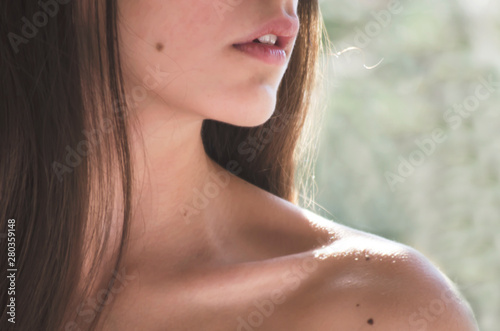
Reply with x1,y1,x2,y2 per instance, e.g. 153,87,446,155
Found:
1,0,479,330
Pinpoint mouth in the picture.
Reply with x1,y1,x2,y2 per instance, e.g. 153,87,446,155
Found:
231,17,299,66
253,34,278,45
247,34,296,49
232,40,288,66
233,34,287,66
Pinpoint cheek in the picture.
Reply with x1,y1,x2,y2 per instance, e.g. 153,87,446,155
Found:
118,0,221,89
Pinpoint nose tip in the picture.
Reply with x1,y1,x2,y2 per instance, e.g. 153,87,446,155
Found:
284,0,300,23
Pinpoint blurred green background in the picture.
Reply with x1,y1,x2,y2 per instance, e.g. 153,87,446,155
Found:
307,0,500,329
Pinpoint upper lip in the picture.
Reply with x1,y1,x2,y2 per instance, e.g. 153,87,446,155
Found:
233,16,300,55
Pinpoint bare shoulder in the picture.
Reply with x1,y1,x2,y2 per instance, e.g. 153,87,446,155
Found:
291,208,479,331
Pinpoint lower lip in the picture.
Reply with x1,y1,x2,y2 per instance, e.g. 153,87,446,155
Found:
232,43,287,66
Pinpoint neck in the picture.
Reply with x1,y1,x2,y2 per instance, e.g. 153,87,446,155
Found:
123,98,236,273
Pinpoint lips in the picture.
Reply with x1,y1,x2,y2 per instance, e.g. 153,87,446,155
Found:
233,42,288,66
232,16,300,59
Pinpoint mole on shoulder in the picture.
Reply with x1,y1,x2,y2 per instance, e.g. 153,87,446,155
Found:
155,42,164,51
367,318,374,325
356,303,360,307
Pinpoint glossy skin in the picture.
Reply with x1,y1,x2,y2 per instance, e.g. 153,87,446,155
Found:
93,0,480,330
98,168,478,331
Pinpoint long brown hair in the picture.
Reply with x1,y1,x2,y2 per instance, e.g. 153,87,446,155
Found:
0,0,325,330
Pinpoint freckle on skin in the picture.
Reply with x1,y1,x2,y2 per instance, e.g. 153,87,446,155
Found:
155,42,164,51
356,303,360,307
367,318,374,325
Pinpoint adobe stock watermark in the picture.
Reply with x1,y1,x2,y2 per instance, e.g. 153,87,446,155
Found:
52,64,173,182
178,170,231,224
332,0,403,67
385,74,499,191
212,0,243,22
236,112,291,163
236,256,319,331
179,108,293,224
408,287,464,330
8,0,72,54
64,267,138,331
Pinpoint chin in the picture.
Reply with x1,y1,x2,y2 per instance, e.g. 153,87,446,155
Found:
209,94,277,128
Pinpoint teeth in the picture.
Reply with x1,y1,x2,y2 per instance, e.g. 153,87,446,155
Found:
257,34,278,45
